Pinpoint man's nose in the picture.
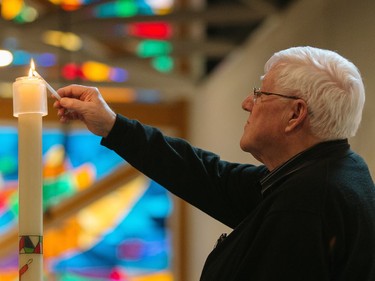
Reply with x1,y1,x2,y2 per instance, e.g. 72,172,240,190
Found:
242,95,253,111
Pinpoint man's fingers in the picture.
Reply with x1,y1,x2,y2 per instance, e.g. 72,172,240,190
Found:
59,97,85,111
57,84,97,99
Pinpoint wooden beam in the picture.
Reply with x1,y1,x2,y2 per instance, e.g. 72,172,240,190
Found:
44,164,141,227
69,4,264,25
0,96,189,130
0,164,141,259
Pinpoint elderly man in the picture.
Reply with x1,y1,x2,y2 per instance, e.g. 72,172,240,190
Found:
54,46,375,281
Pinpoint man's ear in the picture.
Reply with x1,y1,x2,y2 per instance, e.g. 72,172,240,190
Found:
285,100,308,133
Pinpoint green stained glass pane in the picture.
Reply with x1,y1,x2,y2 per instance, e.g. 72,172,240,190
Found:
9,193,18,216
116,0,138,17
0,156,17,174
137,40,172,58
152,56,174,72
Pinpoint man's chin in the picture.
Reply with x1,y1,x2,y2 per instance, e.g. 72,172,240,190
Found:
239,139,251,153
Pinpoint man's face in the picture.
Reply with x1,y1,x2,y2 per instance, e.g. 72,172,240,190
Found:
240,74,292,162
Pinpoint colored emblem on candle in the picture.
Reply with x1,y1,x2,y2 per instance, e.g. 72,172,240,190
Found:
19,235,43,254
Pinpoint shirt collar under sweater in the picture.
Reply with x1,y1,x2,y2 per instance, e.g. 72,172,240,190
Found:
259,139,350,196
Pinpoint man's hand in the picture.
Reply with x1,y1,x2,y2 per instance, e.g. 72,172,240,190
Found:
54,84,116,137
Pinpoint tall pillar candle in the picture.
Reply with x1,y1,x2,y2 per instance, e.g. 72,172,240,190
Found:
13,76,47,281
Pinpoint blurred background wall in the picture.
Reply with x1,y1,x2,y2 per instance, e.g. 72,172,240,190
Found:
187,0,375,279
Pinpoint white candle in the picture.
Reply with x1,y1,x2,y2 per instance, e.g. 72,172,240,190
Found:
13,67,47,281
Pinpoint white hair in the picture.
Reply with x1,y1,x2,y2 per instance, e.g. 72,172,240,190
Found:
263,46,365,140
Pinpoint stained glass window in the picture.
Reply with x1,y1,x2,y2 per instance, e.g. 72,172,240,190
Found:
0,126,174,281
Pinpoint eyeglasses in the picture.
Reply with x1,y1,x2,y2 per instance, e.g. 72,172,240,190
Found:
252,87,300,104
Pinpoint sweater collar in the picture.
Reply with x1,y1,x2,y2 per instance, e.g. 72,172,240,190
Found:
260,139,350,196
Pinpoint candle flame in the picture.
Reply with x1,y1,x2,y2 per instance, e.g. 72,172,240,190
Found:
29,59,35,77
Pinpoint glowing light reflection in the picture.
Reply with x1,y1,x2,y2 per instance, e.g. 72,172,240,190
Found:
82,61,111,82
1,0,24,20
128,22,172,39
0,50,13,67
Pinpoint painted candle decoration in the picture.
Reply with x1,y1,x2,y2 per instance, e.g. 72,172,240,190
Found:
13,60,47,281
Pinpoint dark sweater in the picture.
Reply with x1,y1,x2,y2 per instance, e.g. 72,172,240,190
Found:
101,114,375,281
